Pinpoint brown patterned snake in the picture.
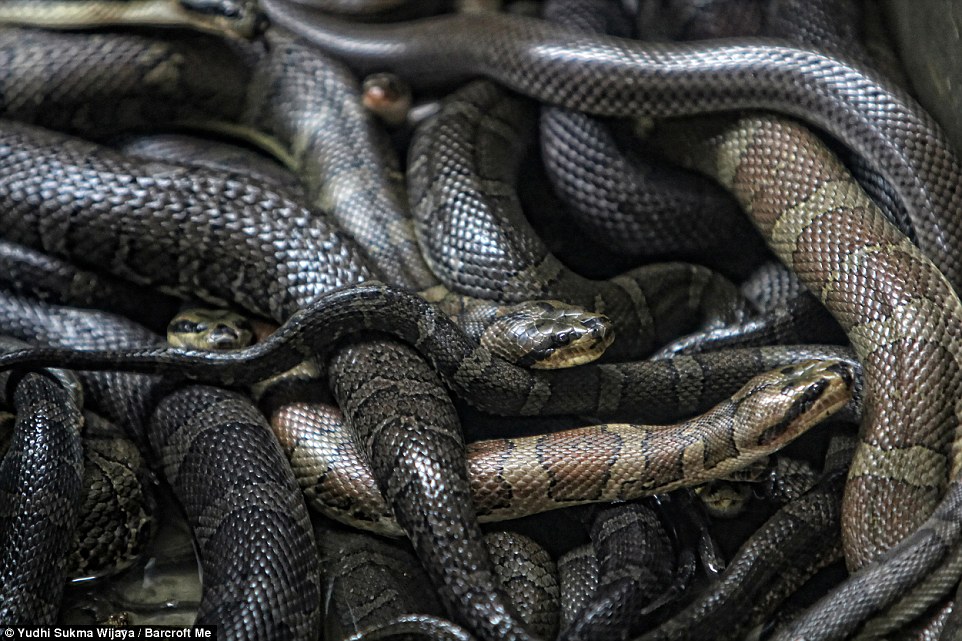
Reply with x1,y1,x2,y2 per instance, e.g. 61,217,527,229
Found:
657,113,962,632
0,3,958,636
265,7,962,582
268,359,851,536
165,298,849,542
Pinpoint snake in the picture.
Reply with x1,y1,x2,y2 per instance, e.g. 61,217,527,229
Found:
0,105,856,640
0,287,321,637
0,0,266,37
537,0,758,271
0,405,153,581
0,32,555,637
0,368,84,624
166,308,255,351
269,358,851,535
148,384,321,638
558,503,675,641
317,521,446,637
557,545,599,629
327,334,545,641
637,0,906,362
344,615,478,641
0,20,864,404
61,411,155,581
118,132,307,196
262,2,962,297
483,531,560,640
658,113,962,633
0,238,179,333
3,41,613,367
0,28,613,369
408,78,749,361
318,520,559,639
0,279,865,424
0,30,587,638
0,289,169,450
0,5,944,632
255,11,962,586
360,73,412,127
636,434,854,641
164,304,852,542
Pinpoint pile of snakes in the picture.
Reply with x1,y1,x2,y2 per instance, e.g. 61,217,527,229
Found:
0,0,961,638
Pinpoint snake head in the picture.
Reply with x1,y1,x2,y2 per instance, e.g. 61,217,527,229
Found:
480,300,614,369
167,308,255,351
362,73,413,127
734,360,854,450
179,0,266,38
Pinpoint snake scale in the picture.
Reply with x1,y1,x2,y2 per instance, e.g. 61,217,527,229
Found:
148,385,321,637
261,6,962,629
538,0,757,270
660,113,962,630
558,503,675,641
0,1,955,636
637,434,854,641
263,6,962,574
0,25,594,638
271,358,850,535
264,1,962,293
0,114,848,636
408,78,748,361
0,370,83,624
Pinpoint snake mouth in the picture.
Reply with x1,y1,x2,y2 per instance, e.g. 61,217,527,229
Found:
207,325,244,349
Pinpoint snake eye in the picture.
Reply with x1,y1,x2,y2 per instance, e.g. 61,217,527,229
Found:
555,332,571,346
168,319,199,335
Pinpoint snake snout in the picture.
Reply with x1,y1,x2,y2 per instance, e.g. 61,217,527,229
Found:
208,324,243,349
583,315,612,345
167,308,255,351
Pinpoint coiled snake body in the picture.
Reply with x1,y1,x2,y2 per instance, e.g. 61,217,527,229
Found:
0,371,83,624
0,2,958,637
264,3,962,295
271,359,851,536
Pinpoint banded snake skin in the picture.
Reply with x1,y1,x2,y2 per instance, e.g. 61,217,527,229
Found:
0,0,959,639
0,369,83,624
0,22,608,639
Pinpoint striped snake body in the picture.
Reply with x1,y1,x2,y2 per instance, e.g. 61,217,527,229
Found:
271,359,851,536
0,2,958,637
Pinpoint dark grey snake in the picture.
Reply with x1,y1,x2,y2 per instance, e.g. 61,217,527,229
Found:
0,28,606,638
0,114,856,640
261,1,962,296
0,2,959,637
249,10,962,635
407,78,748,361
0,291,321,639
148,385,321,637
0,367,83,624
636,434,855,641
